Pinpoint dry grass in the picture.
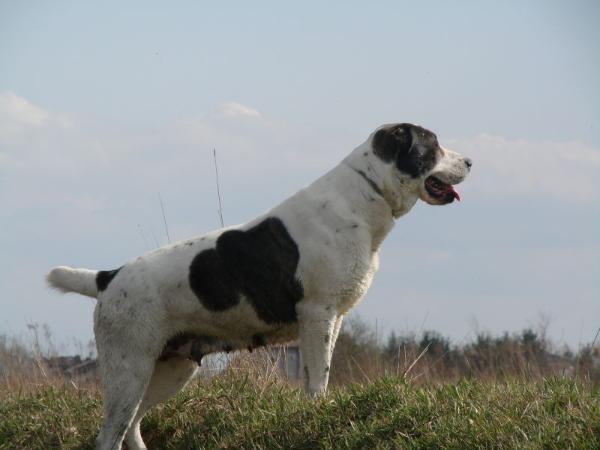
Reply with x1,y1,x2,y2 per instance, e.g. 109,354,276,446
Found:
0,333,97,399
329,318,600,386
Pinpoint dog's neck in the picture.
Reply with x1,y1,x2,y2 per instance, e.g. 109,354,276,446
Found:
311,142,419,251
343,142,419,213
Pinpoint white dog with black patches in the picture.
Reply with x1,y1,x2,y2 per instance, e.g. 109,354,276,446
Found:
47,123,471,450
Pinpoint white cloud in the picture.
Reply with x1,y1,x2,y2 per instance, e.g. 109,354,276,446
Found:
0,91,48,128
447,134,600,202
210,101,261,120
0,91,72,138
0,95,324,243
3,94,597,225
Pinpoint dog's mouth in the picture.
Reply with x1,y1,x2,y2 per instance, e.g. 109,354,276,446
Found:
424,176,460,203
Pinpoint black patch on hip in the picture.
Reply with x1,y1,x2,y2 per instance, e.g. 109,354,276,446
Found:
189,217,303,324
373,123,440,178
96,267,122,292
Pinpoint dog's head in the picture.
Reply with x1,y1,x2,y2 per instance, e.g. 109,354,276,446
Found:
371,123,471,207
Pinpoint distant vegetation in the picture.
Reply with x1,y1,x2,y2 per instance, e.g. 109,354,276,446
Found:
1,320,599,449
330,317,600,386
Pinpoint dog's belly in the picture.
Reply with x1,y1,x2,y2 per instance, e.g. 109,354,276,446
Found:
159,316,298,365
159,291,300,363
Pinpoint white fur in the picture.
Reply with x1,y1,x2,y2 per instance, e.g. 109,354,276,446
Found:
47,123,470,450
47,266,98,298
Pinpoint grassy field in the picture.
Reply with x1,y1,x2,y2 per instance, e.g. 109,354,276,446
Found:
1,372,599,449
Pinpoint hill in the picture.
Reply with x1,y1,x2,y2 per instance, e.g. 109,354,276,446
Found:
1,373,598,449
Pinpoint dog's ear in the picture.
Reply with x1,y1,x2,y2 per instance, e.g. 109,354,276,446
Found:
374,124,422,177
372,124,412,163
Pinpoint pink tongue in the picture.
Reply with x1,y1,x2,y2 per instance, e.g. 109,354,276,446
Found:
445,185,461,202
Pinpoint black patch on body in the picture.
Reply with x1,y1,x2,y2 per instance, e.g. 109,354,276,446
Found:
372,123,440,178
189,217,303,324
96,267,122,292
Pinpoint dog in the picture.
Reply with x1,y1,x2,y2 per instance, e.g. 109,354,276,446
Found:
47,123,471,450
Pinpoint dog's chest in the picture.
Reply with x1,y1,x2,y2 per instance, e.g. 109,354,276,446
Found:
336,250,378,314
300,237,378,314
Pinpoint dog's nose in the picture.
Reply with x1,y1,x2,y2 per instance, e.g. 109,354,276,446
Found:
464,158,472,169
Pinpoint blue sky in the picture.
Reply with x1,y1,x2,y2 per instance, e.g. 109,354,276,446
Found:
1,1,598,352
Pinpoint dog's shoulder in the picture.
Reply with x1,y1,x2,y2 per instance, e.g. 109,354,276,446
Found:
270,180,377,302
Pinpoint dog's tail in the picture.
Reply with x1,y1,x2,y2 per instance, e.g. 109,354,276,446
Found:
46,266,98,298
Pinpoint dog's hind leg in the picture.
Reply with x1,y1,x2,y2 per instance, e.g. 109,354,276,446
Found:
95,350,155,450
93,300,166,450
125,357,198,450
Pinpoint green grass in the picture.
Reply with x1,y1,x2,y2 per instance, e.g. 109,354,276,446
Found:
1,375,599,449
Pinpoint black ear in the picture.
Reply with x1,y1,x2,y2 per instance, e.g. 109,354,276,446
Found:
372,124,412,163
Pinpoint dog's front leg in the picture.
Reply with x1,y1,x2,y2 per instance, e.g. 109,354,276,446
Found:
328,314,344,361
297,303,338,396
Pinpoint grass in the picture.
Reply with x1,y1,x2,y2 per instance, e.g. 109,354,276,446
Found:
1,372,599,449
2,325,599,449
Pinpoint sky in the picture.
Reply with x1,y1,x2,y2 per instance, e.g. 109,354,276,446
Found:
0,1,599,353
